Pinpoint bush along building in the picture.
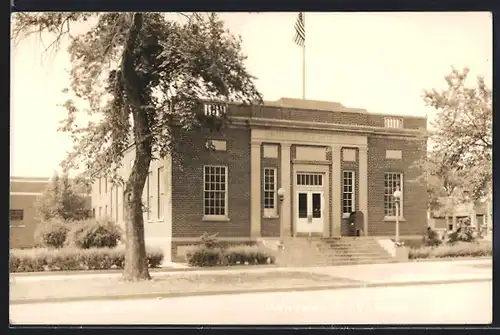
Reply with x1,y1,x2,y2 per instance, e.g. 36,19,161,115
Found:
91,98,428,265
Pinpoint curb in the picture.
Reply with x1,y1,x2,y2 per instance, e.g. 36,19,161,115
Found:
410,256,492,263
11,264,279,278
11,256,491,278
10,277,491,305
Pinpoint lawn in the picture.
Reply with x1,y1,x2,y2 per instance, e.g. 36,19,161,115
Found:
10,271,362,303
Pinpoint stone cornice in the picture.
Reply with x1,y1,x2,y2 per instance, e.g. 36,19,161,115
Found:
231,116,428,139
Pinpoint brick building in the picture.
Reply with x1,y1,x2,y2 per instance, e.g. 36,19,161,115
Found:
91,98,428,262
10,175,91,249
10,176,50,248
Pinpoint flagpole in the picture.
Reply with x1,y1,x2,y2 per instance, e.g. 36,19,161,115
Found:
302,13,306,100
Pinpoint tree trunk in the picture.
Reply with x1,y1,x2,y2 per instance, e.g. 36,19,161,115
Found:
123,158,151,281
120,13,152,281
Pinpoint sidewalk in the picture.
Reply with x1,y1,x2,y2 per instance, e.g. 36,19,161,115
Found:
10,258,491,304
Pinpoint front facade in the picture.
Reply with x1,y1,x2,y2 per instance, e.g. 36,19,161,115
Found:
91,98,428,262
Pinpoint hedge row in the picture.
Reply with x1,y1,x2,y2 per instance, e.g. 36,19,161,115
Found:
10,246,164,273
186,245,276,267
408,242,492,260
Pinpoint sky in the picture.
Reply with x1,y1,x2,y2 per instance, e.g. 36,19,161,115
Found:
10,12,492,178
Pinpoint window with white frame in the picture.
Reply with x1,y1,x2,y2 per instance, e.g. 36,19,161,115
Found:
110,186,113,220
145,171,153,220
105,205,108,217
384,172,403,217
296,173,323,186
157,166,164,220
342,171,355,216
115,186,119,222
263,168,277,216
203,165,228,218
99,207,102,219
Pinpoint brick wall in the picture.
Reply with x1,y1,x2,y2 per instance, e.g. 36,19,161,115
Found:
231,103,423,130
171,126,251,238
367,136,427,236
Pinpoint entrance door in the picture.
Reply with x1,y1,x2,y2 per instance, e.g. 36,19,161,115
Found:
296,191,324,233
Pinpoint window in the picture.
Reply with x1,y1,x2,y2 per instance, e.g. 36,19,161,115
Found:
203,165,228,218
263,168,277,217
105,205,108,217
110,186,113,220
158,167,164,220
384,172,403,218
144,171,153,220
115,186,119,222
296,173,323,186
99,178,102,194
10,209,24,221
99,207,102,219
206,140,227,151
92,208,95,218
104,178,108,193
384,117,403,129
342,171,355,216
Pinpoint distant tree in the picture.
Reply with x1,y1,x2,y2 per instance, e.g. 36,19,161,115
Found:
35,172,91,222
423,67,492,202
414,67,492,227
12,13,262,281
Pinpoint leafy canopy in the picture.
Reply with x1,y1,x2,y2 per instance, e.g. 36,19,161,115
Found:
12,13,262,184
416,67,492,213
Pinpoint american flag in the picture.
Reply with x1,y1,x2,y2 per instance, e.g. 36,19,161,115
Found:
293,12,305,46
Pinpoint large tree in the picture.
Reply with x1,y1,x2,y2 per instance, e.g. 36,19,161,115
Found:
12,12,262,280
417,67,492,218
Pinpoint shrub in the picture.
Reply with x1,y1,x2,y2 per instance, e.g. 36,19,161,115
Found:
186,244,275,267
422,227,442,247
67,219,123,249
10,246,164,273
200,232,220,249
224,245,275,265
187,247,223,267
447,220,477,244
408,241,492,260
33,219,71,248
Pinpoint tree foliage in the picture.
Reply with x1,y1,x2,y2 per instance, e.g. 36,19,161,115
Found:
35,172,91,222
12,12,262,280
416,67,492,216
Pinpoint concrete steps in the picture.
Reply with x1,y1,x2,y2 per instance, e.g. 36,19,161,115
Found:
276,237,395,266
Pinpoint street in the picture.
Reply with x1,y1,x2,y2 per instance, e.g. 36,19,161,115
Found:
10,280,491,325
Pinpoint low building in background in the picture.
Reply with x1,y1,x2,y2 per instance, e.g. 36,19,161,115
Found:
9,175,91,249
10,176,50,248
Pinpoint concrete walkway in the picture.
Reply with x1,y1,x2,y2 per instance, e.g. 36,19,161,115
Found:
11,258,492,284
